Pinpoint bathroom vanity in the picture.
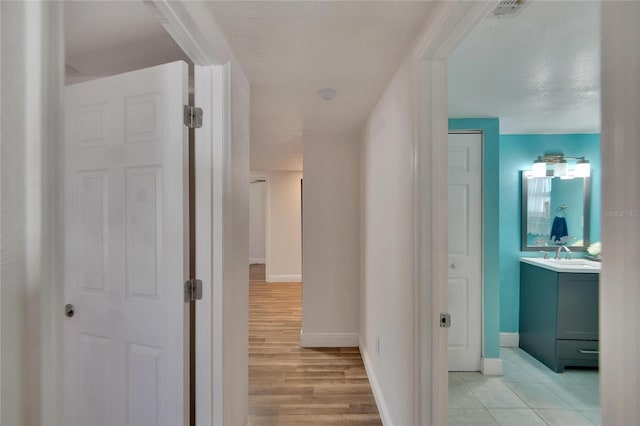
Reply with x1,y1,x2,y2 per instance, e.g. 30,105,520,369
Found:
519,257,600,372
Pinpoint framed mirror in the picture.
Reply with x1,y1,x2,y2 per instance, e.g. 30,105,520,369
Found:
521,172,591,251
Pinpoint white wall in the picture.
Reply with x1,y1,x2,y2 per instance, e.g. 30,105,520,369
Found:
249,181,266,263
360,58,416,425
1,1,65,424
224,62,250,426
601,2,640,424
1,6,30,423
250,170,302,282
301,136,360,347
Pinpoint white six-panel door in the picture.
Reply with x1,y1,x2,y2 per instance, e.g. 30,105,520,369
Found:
64,61,189,426
448,132,482,371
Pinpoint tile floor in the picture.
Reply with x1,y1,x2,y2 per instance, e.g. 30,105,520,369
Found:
449,348,600,426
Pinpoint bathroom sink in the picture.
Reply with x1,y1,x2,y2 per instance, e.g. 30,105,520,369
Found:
520,257,601,273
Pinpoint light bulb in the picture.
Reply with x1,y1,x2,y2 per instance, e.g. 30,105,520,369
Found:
532,157,547,177
575,159,591,177
554,160,568,177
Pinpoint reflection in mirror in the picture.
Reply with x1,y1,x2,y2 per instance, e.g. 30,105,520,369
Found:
521,173,591,251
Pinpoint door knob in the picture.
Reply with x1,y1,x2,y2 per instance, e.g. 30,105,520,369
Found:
65,304,75,318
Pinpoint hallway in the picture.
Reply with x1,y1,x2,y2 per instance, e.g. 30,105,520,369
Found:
248,265,382,425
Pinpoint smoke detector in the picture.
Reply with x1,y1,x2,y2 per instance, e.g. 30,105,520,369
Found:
318,88,337,101
489,0,531,19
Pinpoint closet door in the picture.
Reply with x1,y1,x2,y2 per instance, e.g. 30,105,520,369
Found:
447,132,482,371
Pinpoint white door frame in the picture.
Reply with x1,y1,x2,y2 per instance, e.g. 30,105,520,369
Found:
192,64,228,426
409,2,499,424
263,175,271,280
149,2,250,425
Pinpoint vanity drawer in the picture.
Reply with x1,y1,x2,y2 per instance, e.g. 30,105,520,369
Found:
557,340,599,360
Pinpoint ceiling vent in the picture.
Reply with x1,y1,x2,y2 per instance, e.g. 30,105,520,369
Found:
489,0,531,19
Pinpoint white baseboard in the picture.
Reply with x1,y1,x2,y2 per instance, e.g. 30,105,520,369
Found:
299,330,358,347
359,336,391,426
249,258,265,264
500,332,520,348
481,357,503,376
266,274,301,283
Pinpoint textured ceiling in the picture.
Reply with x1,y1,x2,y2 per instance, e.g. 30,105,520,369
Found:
64,1,600,167
448,1,600,134
65,1,190,85
207,1,437,171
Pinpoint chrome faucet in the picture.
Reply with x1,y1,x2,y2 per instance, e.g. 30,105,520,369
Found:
555,246,571,259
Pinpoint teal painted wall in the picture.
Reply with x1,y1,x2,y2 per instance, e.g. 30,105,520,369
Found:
449,118,500,359
499,134,601,333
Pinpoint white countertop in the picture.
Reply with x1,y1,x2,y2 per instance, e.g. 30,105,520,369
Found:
520,257,601,273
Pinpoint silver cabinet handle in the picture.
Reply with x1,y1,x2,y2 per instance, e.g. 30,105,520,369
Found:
578,349,599,354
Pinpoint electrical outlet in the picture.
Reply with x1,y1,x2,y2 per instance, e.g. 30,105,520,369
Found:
376,336,380,355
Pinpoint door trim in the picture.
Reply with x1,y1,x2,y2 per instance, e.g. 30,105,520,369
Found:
411,1,498,424
193,64,230,426
147,3,247,425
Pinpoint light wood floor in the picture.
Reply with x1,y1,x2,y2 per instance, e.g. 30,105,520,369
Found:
249,264,382,426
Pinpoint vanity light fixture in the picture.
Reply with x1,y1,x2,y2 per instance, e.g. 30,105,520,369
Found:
528,154,591,178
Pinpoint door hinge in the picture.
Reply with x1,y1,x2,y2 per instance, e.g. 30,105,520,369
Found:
440,313,451,328
184,278,203,302
183,105,203,129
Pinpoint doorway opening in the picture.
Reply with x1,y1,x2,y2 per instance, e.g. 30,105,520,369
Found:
444,2,601,424
249,171,303,283
250,177,268,282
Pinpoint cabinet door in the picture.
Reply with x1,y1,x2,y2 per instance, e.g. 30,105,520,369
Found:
519,263,560,369
557,273,599,340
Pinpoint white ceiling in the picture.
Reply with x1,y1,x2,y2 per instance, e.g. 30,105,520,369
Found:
448,1,600,135
65,1,190,85
64,1,601,168
207,1,437,171
65,1,436,171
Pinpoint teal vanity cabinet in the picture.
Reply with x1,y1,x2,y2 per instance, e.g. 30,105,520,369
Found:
519,260,599,372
